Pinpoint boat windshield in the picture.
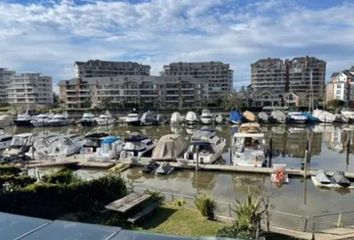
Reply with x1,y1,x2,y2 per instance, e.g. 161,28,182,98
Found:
191,142,214,154
234,137,263,152
11,137,27,147
124,142,145,151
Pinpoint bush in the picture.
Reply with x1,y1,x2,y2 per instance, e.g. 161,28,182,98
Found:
0,165,22,176
42,168,79,185
0,175,36,190
194,194,215,220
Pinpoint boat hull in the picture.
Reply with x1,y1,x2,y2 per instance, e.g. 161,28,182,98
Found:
13,120,33,127
80,120,97,127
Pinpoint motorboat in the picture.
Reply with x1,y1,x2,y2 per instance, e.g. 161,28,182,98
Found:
312,169,352,189
151,134,187,161
232,123,266,167
182,128,226,164
243,111,256,122
96,111,115,126
26,134,60,160
31,113,52,127
258,112,269,123
79,112,97,127
269,110,286,124
96,136,125,161
0,115,12,127
170,112,184,125
341,110,354,122
185,111,199,125
13,111,33,127
0,129,12,150
120,134,155,159
200,109,213,125
47,135,83,157
215,114,223,124
334,114,349,123
155,162,174,175
140,111,155,126
286,112,307,124
125,110,140,126
3,133,35,156
48,112,71,127
80,132,109,159
312,110,335,123
142,161,159,174
156,114,168,125
229,110,242,124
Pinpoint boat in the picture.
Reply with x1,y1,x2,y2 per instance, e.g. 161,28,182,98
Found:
257,112,269,123
47,135,83,157
243,110,256,122
80,132,109,159
232,123,266,167
200,109,213,125
269,110,286,124
215,114,223,124
96,136,125,161
334,114,349,123
271,164,289,186
229,110,242,124
140,111,155,126
13,111,33,127
182,128,226,164
141,161,159,174
48,112,71,127
312,169,352,188
155,162,174,175
31,113,52,127
120,134,155,158
0,129,12,150
170,112,183,125
0,115,13,127
3,133,35,156
26,134,60,160
156,114,168,125
303,112,318,123
79,112,97,127
341,110,354,122
312,110,335,123
151,134,187,161
286,112,307,124
96,110,115,126
125,110,140,126
185,111,199,125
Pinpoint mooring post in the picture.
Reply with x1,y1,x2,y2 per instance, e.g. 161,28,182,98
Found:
346,138,350,171
304,150,308,178
229,147,232,165
304,216,308,232
268,136,273,168
312,221,316,240
337,212,342,228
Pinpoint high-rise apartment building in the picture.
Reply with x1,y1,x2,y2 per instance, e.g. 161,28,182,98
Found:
0,68,16,103
326,67,354,107
74,60,151,78
162,61,233,101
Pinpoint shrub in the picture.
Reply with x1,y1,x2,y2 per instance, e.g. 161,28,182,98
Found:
145,189,163,202
0,175,36,190
194,194,215,220
42,168,79,185
0,165,22,176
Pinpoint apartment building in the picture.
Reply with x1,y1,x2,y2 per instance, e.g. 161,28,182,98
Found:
7,73,53,106
58,75,208,109
251,56,326,108
74,60,151,78
0,68,16,103
326,67,354,107
162,62,233,101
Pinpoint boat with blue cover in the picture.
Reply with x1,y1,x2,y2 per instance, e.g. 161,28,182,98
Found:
229,110,242,124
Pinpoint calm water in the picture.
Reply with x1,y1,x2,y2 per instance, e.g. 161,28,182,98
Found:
6,123,354,217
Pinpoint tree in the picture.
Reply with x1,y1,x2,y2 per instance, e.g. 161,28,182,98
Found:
326,99,345,110
52,92,60,108
222,91,243,111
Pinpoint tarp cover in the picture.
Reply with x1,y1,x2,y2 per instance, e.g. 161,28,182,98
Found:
152,134,187,160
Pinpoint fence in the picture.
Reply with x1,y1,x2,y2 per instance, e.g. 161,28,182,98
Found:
133,186,354,233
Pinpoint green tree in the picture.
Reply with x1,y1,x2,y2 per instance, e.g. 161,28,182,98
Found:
326,99,345,110
222,91,243,111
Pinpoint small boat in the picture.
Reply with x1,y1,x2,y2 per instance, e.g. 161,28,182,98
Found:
269,110,286,124
156,114,168,125
140,111,155,126
334,114,349,123
125,110,140,126
13,111,33,127
271,164,289,186
229,110,242,124
215,114,223,124
47,135,83,157
0,115,12,127
243,110,256,122
341,110,354,122
152,134,187,161
312,110,335,123
96,110,115,126
257,112,269,123
185,111,199,125
286,112,307,124
182,128,226,164
232,123,266,167
96,136,125,161
170,112,183,125
79,112,97,127
155,162,174,175
312,169,352,188
200,109,213,125
0,129,12,150
142,161,159,174
48,112,71,127
31,113,52,127
120,134,155,158
3,133,35,156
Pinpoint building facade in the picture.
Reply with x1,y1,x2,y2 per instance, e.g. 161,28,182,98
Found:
0,68,16,104
251,56,326,108
59,75,208,109
326,67,354,107
75,60,151,78
7,73,53,106
162,62,233,102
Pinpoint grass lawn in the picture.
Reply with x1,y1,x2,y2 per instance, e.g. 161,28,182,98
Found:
136,205,228,237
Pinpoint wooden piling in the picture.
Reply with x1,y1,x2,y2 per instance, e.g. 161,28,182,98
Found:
268,136,273,168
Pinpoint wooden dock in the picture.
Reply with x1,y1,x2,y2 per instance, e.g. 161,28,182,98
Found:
21,159,116,169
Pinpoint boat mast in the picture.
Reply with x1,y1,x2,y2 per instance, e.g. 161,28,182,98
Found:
309,69,314,112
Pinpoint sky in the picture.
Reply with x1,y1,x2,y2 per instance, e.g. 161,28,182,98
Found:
1,0,354,90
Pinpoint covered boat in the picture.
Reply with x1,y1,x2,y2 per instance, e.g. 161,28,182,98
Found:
312,110,335,123
152,134,187,161
96,136,124,161
243,110,256,122
170,112,183,125
269,110,286,124
257,112,269,123
229,110,242,124
185,111,199,125
200,109,213,125
215,114,223,124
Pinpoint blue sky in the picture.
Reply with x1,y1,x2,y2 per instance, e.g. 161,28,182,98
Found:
1,0,354,90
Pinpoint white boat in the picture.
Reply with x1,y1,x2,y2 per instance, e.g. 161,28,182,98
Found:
185,111,199,125
48,112,71,127
3,133,35,156
215,114,223,124
334,114,349,123
0,129,12,150
47,135,83,157
0,115,13,127
312,110,335,123
170,112,183,125
155,162,174,175
26,134,60,160
96,111,115,126
80,132,109,159
232,123,266,167
312,169,353,189
341,110,354,121
140,111,155,126
200,109,213,125
120,134,155,159
286,112,307,124
258,112,269,123
182,128,226,164
269,110,286,124
125,110,140,126
13,111,33,127
31,113,52,127
152,134,187,161
96,136,125,161
79,112,97,127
